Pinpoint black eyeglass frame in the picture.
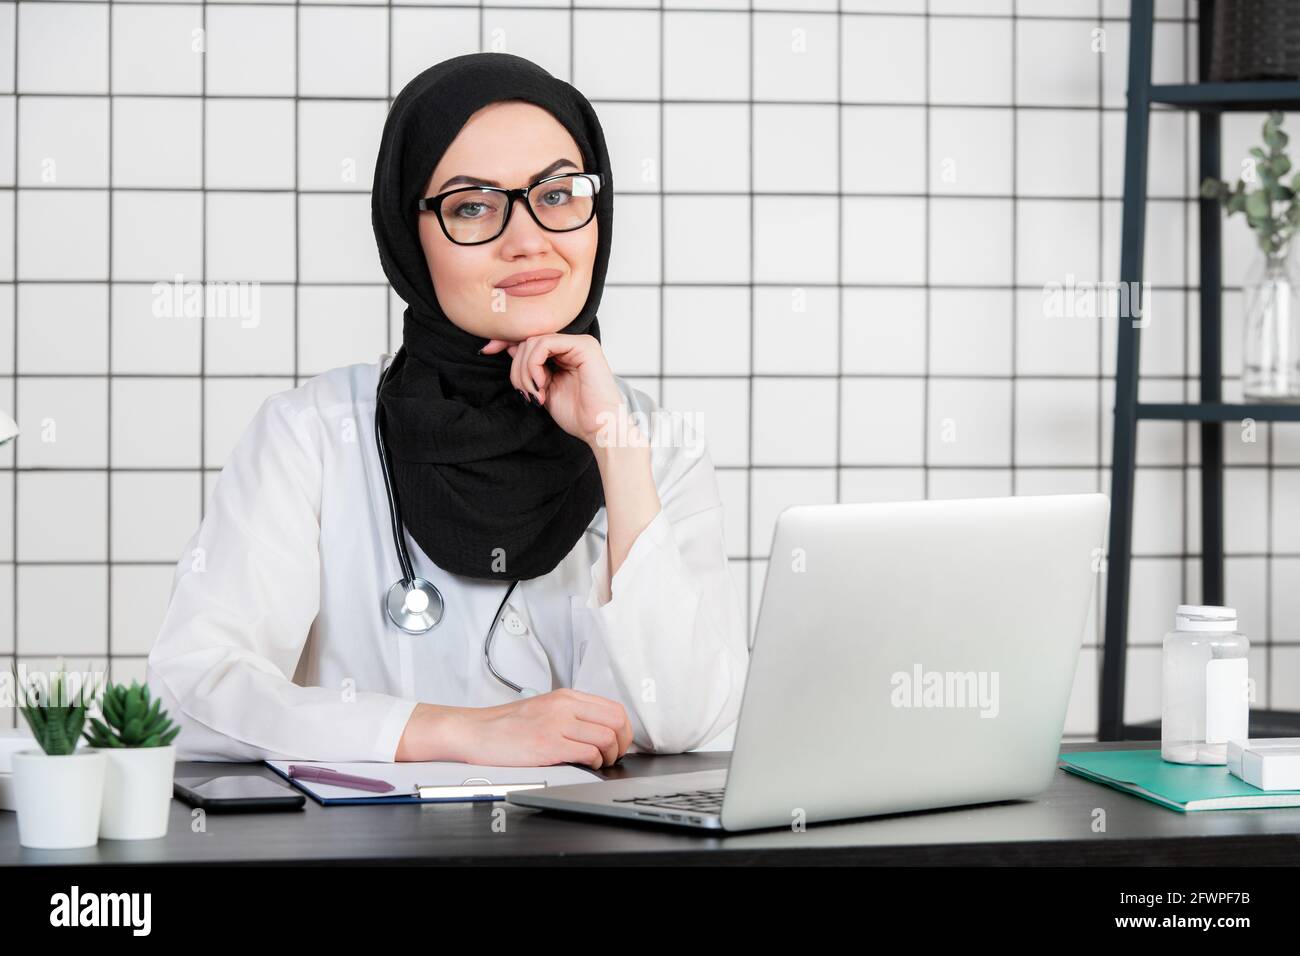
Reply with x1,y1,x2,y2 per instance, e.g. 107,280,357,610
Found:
415,172,603,246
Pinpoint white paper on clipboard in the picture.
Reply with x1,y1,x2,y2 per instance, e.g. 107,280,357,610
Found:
265,759,602,803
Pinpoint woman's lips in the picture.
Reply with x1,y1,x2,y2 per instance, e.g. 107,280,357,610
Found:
499,276,561,296
496,268,563,297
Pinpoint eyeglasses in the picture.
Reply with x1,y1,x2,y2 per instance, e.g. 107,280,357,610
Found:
416,172,602,246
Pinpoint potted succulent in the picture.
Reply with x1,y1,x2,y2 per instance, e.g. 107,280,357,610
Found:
83,680,181,840
11,663,106,849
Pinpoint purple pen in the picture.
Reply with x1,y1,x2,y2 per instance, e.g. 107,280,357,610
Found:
288,765,395,794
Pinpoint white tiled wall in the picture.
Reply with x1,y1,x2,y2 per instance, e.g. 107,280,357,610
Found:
3,0,1299,741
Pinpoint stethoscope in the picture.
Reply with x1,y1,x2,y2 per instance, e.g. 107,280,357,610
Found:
373,351,537,697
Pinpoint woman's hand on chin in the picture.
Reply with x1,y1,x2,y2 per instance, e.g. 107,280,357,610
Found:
480,333,626,448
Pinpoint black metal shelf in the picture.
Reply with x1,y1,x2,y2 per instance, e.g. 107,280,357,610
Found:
1101,0,1300,741
1138,402,1300,421
1123,710,1300,741
1151,80,1300,110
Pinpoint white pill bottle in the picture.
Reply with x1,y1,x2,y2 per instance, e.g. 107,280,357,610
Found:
1161,604,1250,765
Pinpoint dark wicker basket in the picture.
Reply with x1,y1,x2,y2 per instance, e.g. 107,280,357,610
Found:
1209,0,1300,82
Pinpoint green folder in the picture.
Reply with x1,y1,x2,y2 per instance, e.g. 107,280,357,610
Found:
1059,749,1300,812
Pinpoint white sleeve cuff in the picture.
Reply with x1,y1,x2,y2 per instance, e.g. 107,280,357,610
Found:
373,696,421,762
584,507,672,610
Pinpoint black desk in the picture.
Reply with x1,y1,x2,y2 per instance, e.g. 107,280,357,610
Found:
3,742,1299,865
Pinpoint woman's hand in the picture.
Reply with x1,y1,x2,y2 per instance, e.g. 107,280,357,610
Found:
480,333,625,447
396,690,633,767
467,688,634,768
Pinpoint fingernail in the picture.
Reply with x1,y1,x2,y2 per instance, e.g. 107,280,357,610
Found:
517,389,527,403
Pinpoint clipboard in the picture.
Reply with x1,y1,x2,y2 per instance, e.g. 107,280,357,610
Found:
264,759,602,806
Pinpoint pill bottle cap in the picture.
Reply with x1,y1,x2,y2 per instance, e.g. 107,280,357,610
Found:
1175,604,1238,632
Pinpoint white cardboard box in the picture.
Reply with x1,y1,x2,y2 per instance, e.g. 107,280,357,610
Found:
1,728,39,812
1227,737,1300,791
0,728,39,773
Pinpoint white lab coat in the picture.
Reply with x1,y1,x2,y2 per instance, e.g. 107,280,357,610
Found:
145,358,750,763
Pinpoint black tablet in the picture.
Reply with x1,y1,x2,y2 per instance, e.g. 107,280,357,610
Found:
174,775,306,813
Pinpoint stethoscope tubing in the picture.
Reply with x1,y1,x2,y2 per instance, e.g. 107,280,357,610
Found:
373,351,607,696
374,361,416,586
375,351,532,695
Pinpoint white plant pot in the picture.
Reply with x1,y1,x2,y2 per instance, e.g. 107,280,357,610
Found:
11,749,106,849
98,745,176,840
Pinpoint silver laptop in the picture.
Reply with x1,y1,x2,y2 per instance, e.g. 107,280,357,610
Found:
507,493,1110,832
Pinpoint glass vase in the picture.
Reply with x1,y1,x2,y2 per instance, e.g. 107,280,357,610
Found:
1242,244,1300,402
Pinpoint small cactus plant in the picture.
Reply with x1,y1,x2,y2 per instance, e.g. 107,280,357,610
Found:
15,662,95,756
83,680,180,749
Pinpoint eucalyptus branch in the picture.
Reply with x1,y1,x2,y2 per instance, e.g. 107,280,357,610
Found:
1201,111,1300,256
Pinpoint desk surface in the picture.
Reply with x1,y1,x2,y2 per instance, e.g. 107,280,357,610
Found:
3,741,1299,865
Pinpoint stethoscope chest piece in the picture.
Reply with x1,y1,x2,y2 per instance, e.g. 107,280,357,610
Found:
385,577,445,634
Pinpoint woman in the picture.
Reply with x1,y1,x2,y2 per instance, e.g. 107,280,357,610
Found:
144,52,749,769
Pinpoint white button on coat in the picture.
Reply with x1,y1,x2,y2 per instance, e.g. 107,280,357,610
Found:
145,360,750,763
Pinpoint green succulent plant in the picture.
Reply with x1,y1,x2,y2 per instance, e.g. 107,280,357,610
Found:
83,680,181,749
1201,111,1300,256
14,662,95,756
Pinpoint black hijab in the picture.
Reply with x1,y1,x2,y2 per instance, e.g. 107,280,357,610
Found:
371,53,612,582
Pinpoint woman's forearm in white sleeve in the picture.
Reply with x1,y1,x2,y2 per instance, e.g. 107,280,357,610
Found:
569,440,750,754
145,395,417,763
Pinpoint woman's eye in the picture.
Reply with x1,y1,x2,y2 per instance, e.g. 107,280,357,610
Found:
539,188,572,207
453,201,489,219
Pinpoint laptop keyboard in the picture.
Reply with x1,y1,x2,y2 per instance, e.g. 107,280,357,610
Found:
612,786,726,815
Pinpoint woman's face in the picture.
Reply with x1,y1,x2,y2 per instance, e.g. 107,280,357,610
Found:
418,100,599,342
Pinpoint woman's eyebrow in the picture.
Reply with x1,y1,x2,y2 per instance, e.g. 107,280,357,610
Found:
437,158,580,192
